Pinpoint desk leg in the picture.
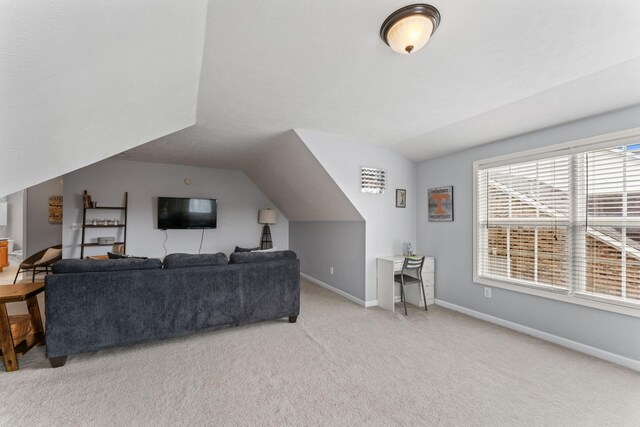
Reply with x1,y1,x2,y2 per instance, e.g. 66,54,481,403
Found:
0,303,18,372
27,296,45,346
377,260,395,312
404,283,424,308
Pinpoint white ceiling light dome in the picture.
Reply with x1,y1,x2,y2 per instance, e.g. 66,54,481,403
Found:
380,4,441,54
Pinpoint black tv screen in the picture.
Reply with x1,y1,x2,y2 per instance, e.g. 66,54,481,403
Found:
157,197,217,229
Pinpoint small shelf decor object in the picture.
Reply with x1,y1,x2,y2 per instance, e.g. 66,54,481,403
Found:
258,208,277,250
80,191,128,258
428,186,453,221
396,189,407,208
361,166,386,194
82,191,92,208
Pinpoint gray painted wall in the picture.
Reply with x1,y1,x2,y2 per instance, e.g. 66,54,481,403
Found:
7,191,26,251
26,177,63,257
8,190,25,251
298,129,417,303
62,159,288,259
0,191,25,251
417,104,640,362
0,196,6,238
290,221,366,301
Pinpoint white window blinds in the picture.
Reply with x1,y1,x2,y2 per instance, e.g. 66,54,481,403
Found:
581,146,640,304
476,141,640,311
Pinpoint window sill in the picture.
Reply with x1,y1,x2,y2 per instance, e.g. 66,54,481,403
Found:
474,275,640,318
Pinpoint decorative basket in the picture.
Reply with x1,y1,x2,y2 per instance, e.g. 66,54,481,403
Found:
9,314,32,345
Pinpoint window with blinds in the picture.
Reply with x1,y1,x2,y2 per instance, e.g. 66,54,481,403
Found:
475,140,640,312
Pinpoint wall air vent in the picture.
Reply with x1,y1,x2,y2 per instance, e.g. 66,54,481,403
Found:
361,166,386,194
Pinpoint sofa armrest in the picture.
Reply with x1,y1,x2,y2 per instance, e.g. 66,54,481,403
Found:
236,259,300,323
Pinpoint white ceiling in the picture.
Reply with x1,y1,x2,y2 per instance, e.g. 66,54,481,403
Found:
3,0,640,197
125,0,640,167
0,0,207,196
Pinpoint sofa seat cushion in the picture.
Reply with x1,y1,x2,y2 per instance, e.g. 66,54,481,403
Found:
229,250,297,264
163,252,228,269
52,258,162,274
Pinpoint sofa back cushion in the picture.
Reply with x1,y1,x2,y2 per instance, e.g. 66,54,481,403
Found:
52,258,162,274
229,250,297,264
163,252,229,269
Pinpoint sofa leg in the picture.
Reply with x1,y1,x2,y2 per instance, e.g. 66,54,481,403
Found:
288,315,297,323
49,356,67,368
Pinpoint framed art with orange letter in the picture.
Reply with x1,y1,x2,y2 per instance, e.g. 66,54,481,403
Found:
428,186,453,221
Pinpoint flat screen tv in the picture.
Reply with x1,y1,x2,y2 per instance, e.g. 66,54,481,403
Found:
157,197,217,230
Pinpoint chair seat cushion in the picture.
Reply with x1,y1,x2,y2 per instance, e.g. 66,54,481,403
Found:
394,273,422,284
34,248,62,266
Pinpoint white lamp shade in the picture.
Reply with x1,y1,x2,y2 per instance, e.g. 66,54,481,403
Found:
258,209,277,225
386,14,434,54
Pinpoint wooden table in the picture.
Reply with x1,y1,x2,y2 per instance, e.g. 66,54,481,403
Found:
0,281,45,372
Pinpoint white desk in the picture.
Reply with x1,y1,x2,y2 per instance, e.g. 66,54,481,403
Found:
376,256,435,312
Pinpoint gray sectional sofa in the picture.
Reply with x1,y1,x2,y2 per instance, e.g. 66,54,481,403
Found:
45,251,300,367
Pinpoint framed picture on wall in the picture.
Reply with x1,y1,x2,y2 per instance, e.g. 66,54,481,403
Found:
428,186,453,221
396,189,406,208
48,195,63,224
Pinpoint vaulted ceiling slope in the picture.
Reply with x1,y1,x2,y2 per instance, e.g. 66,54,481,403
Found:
125,0,640,170
244,131,363,221
0,0,208,196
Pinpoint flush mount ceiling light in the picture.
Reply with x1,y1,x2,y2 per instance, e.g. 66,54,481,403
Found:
380,4,441,54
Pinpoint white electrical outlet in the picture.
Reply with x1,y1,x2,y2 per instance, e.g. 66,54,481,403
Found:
330,266,334,275
72,223,82,230
484,287,492,298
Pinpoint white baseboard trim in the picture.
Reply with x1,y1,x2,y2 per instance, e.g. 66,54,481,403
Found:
435,299,640,372
301,273,367,307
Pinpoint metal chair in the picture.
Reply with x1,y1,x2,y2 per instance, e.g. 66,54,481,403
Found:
394,256,427,315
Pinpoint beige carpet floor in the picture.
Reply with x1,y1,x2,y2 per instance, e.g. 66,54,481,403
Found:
1,279,639,426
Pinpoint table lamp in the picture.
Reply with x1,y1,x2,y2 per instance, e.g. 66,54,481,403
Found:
258,209,277,250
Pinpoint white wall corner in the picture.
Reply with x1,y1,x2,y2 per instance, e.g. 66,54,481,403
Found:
301,273,367,307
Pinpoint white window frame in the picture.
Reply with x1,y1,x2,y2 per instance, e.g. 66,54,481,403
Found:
473,127,640,318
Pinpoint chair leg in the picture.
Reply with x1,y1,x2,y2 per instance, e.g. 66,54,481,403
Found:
400,279,407,315
421,281,428,311
32,268,36,282
13,268,21,284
